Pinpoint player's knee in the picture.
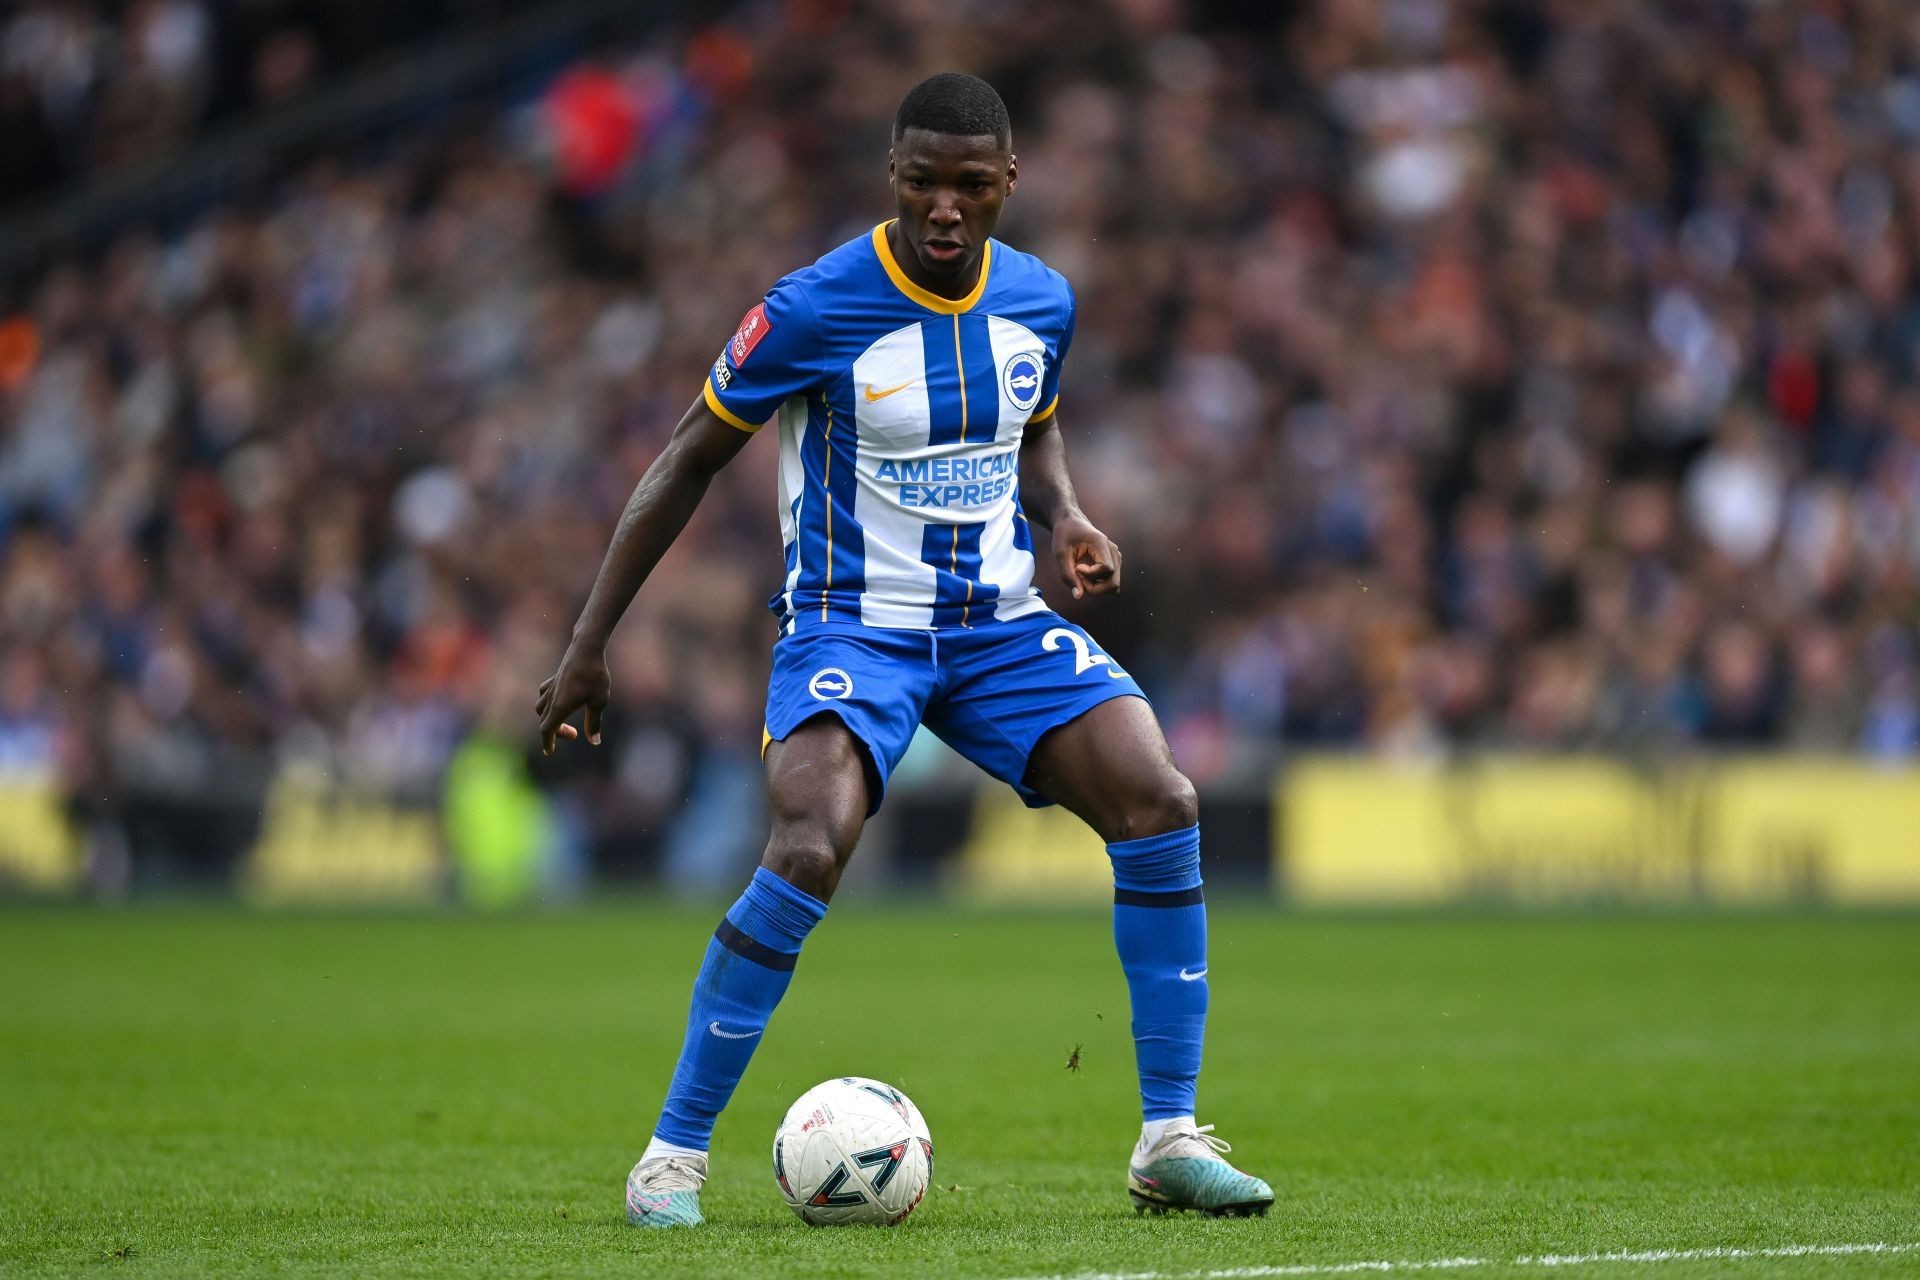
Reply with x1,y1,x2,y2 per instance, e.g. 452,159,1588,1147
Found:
1112,771,1199,843
761,798,856,899
760,833,843,901
760,720,869,900
762,780,861,900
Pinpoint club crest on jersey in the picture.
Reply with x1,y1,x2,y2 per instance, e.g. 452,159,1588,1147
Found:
730,302,770,366
808,668,853,700
1002,350,1044,412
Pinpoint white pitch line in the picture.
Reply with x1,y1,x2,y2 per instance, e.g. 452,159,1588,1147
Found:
1005,1240,1920,1280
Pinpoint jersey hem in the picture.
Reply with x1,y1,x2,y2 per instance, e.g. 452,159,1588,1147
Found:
778,593,1050,635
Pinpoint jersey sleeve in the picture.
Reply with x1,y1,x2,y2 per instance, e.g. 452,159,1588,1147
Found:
703,279,825,432
1029,282,1075,423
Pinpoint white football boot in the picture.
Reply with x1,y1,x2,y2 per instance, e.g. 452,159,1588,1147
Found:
624,1151,707,1228
1127,1120,1274,1217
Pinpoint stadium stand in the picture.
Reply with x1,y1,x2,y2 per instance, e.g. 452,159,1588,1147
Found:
3,1,1918,889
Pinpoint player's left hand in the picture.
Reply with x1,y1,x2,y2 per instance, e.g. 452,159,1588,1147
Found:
535,642,613,755
1052,514,1122,599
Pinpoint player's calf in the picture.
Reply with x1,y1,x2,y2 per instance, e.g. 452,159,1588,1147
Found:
1102,822,1275,1217
632,867,828,1228
1107,824,1209,1125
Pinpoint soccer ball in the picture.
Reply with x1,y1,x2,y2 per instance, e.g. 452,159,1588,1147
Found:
773,1076,933,1226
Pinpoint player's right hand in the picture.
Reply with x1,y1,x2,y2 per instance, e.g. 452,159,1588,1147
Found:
535,643,613,755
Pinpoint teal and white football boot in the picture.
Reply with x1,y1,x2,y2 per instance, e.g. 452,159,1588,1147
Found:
624,1152,707,1228
1127,1121,1274,1217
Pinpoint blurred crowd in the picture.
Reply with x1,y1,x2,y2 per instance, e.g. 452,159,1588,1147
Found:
4,0,1920,883
0,0,518,207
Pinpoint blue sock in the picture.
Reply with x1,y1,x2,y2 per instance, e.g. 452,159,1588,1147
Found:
653,868,827,1149
1108,824,1207,1121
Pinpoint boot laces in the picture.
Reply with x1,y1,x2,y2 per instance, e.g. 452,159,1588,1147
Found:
634,1155,705,1193
1163,1122,1233,1159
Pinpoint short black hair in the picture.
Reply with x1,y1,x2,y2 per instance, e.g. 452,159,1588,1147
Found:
892,73,1011,150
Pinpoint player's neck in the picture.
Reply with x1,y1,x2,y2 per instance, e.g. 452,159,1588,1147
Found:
885,220,983,301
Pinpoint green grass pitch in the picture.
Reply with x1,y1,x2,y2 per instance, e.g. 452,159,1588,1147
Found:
2,905,1916,1278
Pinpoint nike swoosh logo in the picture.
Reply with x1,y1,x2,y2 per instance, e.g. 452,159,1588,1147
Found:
864,379,915,401
708,1022,761,1040
1178,967,1207,982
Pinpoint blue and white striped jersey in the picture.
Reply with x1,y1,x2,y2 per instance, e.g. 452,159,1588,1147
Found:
703,221,1074,634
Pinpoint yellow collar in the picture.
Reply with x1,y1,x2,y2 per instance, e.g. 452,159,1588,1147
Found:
872,221,992,314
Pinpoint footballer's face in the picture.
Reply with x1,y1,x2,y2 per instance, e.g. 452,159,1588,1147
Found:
888,128,1016,286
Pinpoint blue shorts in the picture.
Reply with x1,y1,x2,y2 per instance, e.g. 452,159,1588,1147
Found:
764,611,1147,815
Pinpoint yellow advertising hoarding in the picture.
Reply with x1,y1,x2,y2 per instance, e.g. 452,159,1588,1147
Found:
0,781,81,891
950,790,1111,901
11,756,1917,906
242,770,443,905
1281,756,1920,906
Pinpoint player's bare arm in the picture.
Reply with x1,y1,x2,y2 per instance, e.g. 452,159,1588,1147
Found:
1020,411,1122,599
535,396,752,754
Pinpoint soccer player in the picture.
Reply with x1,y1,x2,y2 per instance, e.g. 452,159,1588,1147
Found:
536,72,1272,1226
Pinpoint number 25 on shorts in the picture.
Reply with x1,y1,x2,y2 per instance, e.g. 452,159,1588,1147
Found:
1043,627,1126,678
